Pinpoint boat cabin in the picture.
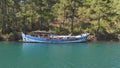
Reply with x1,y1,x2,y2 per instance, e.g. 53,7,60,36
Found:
33,31,53,39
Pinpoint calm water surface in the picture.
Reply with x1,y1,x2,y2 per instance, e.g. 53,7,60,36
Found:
0,42,120,68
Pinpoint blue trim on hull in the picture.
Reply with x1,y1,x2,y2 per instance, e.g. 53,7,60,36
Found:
22,32,89,43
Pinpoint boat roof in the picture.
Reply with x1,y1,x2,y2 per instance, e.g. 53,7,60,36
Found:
33,30,53,34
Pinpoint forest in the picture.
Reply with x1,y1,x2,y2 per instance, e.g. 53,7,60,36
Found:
0,0,120,41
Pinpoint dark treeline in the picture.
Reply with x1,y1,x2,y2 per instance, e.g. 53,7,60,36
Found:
0,0,120,41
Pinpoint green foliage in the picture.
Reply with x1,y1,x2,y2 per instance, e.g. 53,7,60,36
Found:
53,27,70,35
0,0,120,40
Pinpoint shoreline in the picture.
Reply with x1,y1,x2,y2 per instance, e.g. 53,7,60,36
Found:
0,34,120,42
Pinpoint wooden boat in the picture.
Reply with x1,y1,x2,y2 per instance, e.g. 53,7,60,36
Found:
21,31,89,43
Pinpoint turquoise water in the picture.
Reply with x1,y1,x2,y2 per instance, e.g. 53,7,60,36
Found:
0,42,120,68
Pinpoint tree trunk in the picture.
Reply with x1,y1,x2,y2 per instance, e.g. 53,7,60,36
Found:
39,7,43,30
96,12,101,39
97,12,101,33
39,16,42,30
1,0,6,34
71,8,75,34
22,16,26,33
1,15,6,33
62,6,66,26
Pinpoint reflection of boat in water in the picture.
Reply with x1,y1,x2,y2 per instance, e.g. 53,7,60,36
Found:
21,31,89,43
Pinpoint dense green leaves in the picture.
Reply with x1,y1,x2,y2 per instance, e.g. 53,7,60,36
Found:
0,0,120,40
